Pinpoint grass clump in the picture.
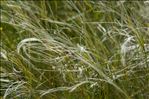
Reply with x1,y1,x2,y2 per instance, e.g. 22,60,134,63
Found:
0,1,149,99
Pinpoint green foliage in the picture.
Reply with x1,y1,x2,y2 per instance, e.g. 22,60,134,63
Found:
0,1,149,99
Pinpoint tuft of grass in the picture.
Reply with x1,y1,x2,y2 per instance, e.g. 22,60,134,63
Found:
0,1,149,99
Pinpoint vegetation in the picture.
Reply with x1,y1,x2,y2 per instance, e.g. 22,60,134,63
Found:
0,1,149,99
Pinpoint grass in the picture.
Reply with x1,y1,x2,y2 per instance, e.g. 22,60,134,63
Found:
0,0,149,99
